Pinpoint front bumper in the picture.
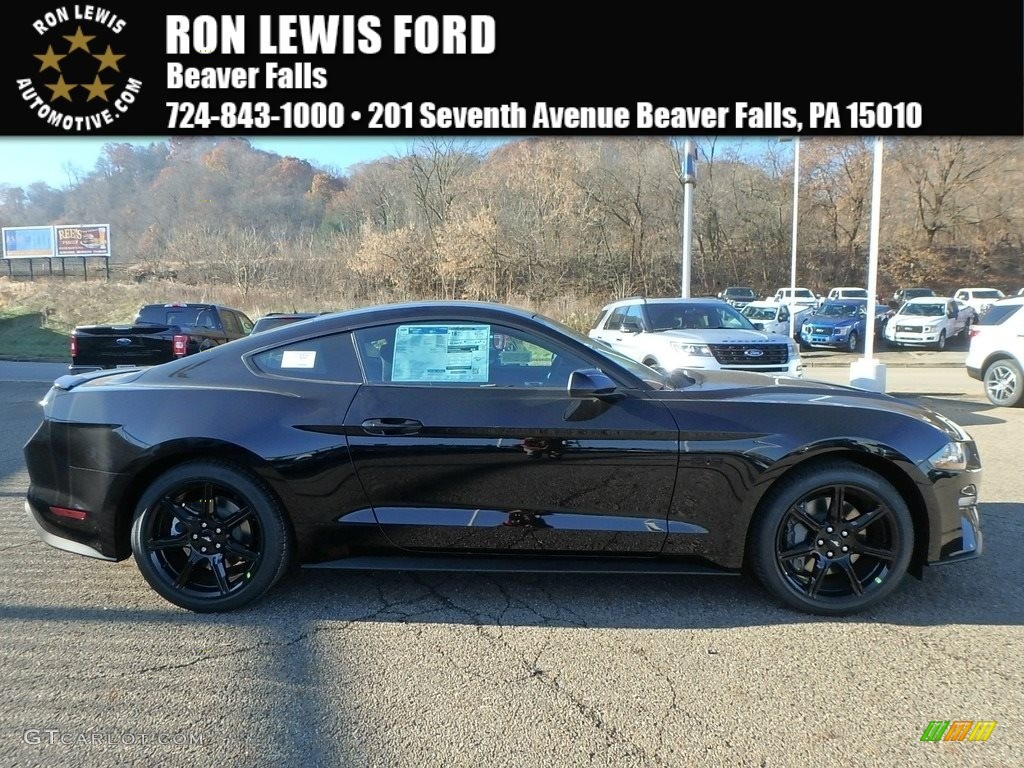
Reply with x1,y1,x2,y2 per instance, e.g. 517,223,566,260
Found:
923,456,983,566
887,332,944,346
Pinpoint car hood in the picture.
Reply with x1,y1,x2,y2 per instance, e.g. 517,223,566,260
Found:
653,329,784,344
657,369,964,438
803,314,860,328
892,313,944,324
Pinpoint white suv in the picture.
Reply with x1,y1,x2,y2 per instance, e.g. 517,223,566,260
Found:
954,287,1006,318
589,297,803,377
966,296,1024,406
773,287,820,314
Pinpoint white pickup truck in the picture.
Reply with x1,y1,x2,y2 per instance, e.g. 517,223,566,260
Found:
882,296,971,350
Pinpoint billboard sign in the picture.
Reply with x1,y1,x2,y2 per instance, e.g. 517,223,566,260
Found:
2,226,55,258
55,224,111,257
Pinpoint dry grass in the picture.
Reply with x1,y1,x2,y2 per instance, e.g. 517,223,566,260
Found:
0,276,606,336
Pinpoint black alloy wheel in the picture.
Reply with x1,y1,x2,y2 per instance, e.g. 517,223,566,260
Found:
130,461,291,612
749,461,913,615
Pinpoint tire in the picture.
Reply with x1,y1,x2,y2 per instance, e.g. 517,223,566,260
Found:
983,358,1024,407
935,331,946,351
846,331,859,353
748,460,914,616
130,460,292,612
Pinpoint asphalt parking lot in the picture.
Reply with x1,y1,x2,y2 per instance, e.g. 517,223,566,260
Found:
0,358,1020,768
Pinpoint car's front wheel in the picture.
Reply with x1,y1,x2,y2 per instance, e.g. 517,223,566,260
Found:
983,358,1024,407
845,331,859,352
748,460,914,616
935,331,947,351
130,460,292,612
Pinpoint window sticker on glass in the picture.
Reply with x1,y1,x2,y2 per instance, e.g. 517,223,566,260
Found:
392,324,490,382
281,350,317,369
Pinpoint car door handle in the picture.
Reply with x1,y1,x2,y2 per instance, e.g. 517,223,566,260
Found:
361,418,423,436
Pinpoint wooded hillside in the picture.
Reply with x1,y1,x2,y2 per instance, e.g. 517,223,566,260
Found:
2,135,1021,310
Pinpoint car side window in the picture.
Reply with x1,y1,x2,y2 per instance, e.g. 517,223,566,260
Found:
354,322,588,388
238,312,255,334
220,311,242,336
605,306,628,330
250,332,361,382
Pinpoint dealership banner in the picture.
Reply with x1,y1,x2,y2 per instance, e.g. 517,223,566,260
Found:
3,2,1022,136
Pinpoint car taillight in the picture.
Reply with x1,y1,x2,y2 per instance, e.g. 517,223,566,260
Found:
51,506,88,521
70,335,77,358
968,327,982,338
172,334,188,356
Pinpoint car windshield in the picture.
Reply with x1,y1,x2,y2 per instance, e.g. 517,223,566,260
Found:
901,303,945,316
817,302,861,317
724,288,756,298
972,290,1005,299
837,289,868,298
904,289,934,298
646,302,756,332
742,306,778,321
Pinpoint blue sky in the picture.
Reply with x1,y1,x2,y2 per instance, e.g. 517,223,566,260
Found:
0,136,506,189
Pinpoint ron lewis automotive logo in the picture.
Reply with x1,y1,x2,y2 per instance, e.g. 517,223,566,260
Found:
16,6,141,132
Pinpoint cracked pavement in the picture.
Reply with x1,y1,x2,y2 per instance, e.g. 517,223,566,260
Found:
0,367,1021,768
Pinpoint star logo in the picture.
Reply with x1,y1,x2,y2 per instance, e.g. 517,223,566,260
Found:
82,75,114,102
93,45,125,73
45,75,77,102
34,45,66,73
18,12,142,133
62,26,96,53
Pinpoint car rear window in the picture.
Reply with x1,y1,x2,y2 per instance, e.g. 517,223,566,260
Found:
977,304,1022,325
137,306,207,326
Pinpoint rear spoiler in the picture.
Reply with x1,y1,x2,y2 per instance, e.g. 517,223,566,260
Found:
54,368,143,391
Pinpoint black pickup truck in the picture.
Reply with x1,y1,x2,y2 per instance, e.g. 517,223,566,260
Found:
69,303,254,373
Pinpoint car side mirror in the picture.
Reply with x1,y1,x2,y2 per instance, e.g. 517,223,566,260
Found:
751,322,764,331
619,318,642,334
567,369,617,398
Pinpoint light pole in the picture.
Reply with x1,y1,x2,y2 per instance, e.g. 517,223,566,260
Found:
779,136,800,338
849,137,887,393
680,140,697,298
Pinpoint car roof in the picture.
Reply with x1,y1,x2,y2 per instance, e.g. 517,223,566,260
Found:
601,297,728,307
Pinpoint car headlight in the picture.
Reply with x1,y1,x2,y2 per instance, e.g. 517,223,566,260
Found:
669,341,712,357
835,326,850,335
927,441,967,471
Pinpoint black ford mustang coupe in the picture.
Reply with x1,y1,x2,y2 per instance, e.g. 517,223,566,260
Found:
24,301,983,615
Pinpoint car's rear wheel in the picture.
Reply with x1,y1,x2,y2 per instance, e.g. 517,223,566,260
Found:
749,461,913,616
983,358,1024,407
130,460,291,612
